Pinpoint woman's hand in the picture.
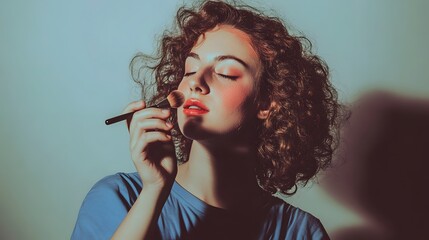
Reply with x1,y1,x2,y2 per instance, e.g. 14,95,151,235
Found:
123,100,177,192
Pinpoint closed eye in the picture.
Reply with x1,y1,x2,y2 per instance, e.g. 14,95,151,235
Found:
217,74,239,80
184,72,196,77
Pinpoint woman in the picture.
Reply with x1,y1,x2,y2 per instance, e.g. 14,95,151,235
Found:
72,1,341,239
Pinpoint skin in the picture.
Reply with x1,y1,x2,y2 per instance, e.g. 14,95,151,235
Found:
112,25,269,239
177,24,261,140
176,25,266,209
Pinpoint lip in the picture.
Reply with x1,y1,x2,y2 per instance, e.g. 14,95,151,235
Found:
183,98,209,116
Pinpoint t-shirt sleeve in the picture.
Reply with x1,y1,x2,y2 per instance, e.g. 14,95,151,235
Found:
309,218,330,240
71,174,136,240
283,204,331,240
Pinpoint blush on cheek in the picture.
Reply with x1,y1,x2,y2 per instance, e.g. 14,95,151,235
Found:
220,87,251,112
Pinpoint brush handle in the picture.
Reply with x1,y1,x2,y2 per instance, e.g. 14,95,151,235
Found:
105,99,170,125
105,111,135,125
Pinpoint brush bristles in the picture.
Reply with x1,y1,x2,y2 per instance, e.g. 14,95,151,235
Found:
166,90,185,108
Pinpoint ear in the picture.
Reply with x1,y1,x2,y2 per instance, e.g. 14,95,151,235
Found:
257,101,276,120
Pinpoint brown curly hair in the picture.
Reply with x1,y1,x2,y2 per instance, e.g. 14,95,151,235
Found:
130,0,344,195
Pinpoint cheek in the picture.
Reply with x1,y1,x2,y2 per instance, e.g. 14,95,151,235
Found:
177,78,186,91
219,86,253,112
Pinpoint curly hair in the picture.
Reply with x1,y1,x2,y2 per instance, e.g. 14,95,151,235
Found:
130,0,344,195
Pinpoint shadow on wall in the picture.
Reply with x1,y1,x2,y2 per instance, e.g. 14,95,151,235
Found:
322,90,429,240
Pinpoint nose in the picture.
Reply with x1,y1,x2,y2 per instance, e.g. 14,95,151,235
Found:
188,72,209,95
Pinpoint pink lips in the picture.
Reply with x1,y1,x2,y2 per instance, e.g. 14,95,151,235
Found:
183,98,209,116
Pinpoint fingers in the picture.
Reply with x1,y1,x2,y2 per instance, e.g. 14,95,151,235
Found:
132,108,171,121
129,108,171,137
122,100,146,115
122,100,146,130
123,101,177,188
131,132,172,161
125,102,173,156
130,118,173,149
122,100,171,131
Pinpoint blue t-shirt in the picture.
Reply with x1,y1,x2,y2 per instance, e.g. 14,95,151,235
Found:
71,172,329,240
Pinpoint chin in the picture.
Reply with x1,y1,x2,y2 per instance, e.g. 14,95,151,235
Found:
179,118,218,140
179,120,242,144
178,111,245,140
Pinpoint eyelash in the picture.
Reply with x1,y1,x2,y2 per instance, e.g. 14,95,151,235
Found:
218,74,239,80
184,72,195,77
183,72,238,80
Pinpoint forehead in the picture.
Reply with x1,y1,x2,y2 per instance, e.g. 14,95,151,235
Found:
190,25,260,70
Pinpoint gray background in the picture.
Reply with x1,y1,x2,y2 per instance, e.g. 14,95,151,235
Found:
1,0,428,239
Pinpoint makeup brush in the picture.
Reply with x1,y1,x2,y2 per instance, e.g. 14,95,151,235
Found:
105,90,185,125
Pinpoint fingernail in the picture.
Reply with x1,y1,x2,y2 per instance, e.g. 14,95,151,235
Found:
166,122,173,128
166,134,172,139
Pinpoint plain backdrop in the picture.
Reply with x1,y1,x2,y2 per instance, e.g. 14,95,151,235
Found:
1,0,428,239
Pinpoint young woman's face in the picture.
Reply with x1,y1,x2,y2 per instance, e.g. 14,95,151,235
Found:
177,25,262,140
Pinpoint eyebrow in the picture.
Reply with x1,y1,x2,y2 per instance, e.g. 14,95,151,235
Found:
187,52,249,69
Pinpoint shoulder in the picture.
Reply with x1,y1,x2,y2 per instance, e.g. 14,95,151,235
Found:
265,197,330,239
71,172,142,239
91,172,142,195
82,172,142,204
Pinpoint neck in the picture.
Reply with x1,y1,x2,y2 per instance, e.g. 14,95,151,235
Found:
175,130,268,210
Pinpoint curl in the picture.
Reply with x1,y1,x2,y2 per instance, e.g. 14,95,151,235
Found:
130,0,347,195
